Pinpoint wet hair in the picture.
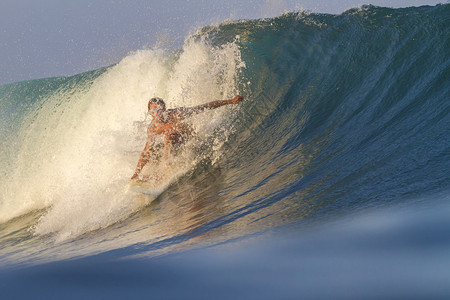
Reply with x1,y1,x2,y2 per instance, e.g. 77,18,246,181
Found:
148,97,166,111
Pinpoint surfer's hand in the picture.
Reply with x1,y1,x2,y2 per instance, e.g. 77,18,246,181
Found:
231,95,243,104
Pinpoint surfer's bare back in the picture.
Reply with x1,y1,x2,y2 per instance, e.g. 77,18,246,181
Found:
131,95,244,180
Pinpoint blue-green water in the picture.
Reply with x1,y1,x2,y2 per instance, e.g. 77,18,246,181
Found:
0,5,449,298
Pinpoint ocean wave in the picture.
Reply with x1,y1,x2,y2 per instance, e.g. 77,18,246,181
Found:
0,4,448,264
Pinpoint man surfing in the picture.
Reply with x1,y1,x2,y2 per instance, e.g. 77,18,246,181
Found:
131,95,244,180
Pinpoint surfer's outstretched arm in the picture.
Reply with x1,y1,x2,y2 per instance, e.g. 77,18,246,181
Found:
177,95,243,118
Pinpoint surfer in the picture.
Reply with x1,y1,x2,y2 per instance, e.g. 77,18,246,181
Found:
131,95,244,180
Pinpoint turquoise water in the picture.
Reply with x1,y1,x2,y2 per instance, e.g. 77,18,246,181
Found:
0,5,449,298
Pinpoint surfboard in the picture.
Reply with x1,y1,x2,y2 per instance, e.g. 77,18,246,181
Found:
127,179,161,197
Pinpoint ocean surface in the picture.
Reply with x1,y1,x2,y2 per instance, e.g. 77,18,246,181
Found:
1,4,449,299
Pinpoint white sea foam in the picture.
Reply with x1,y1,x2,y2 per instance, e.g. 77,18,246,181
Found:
0,37,244,241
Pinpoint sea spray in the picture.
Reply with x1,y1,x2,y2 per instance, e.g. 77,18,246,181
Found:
1,38,244,241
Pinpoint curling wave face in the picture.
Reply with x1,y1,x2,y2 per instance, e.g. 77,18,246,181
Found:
0,4,449,265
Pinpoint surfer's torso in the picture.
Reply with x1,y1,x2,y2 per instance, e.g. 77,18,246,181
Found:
147,109,193,147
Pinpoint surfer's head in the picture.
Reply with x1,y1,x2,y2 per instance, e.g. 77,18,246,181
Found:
148,97,166,112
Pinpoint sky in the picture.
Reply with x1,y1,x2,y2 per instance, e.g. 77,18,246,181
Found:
0,0,446,85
